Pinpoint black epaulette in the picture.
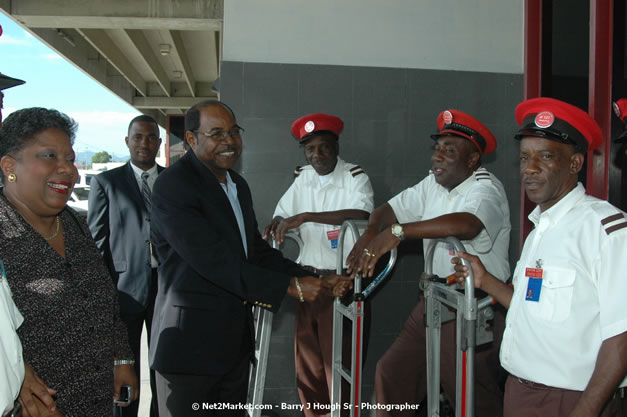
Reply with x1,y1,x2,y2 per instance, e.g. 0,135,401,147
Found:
475,171,491,181
294,166,303,177
349,165,365,177
601,212,627,235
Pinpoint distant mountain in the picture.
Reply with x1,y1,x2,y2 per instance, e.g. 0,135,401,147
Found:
75,151,128,168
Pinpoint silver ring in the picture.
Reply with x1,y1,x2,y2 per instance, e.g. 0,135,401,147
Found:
363,248,371,256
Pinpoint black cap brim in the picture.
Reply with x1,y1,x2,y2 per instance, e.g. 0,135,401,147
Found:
515,116,588,153
0,73,26,91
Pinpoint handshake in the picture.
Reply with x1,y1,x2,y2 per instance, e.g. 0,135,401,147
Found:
288,275,353,302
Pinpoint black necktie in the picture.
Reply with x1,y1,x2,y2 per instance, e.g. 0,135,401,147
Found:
141,172,151,214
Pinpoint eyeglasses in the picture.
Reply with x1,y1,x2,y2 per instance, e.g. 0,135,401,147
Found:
194,126,244,142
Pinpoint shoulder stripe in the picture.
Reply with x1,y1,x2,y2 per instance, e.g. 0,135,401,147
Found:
293,166,303,177
351,169,365,177
605,220,627,235
475,172,491,181
601,212,624,225
349,165,363,172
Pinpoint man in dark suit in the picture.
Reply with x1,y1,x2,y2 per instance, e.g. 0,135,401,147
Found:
88,114,163,417
149,100,349,417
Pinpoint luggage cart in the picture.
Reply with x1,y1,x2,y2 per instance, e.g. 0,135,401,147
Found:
247,232,304,417
331,220,398,417
420,237,495,417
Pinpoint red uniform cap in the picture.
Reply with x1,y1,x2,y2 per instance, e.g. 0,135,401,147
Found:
613,99,627,142
515,97,603,152
291,113,344,142
430,109,497,154
614,99,627,122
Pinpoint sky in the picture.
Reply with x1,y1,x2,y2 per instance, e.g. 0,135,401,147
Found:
0,12,156,158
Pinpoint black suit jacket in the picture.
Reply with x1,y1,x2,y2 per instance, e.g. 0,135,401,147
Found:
149,150,308,375
87,162,165,314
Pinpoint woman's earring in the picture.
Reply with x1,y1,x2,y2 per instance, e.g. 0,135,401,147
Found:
7,173,16,183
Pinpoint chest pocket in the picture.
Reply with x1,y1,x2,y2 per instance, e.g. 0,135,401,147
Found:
526,266,576,323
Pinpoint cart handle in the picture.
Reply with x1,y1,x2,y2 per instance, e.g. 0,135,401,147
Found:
270,231,304,264
336,219,398,301
424,236,476,321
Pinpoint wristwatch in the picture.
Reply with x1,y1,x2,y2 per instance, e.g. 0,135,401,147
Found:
391,223,405,241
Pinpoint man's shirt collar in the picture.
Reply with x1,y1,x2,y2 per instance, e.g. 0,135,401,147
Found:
529,182,586,226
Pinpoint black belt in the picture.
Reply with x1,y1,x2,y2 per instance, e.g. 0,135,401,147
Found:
302,265,336,276
516,377,557,390
516,377,626,399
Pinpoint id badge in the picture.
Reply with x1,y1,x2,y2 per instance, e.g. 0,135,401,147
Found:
327,229,340,249
524,267,543,302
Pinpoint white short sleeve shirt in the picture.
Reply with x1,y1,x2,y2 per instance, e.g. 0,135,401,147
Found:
388,168,511,281
500,183,627,390
273,158,374,269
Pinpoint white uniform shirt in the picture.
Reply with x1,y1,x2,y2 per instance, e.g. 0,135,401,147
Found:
500,183,627,390
1,268,24,415
273,157,374,269
388,168,511,281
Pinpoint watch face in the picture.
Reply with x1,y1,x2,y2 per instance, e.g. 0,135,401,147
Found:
392,224,403,238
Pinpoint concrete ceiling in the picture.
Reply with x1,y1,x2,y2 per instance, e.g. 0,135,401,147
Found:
0,0,223,126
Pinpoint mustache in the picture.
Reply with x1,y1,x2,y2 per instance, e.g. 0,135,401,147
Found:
218,146,239,153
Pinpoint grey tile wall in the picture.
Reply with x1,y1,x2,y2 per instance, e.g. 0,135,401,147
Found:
221,60,523,416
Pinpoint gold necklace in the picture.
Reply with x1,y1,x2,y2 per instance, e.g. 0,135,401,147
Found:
44,216,60,241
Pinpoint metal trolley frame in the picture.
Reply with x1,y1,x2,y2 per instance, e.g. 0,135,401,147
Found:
420,237,495,417
247,232,304,417
330,220,398,417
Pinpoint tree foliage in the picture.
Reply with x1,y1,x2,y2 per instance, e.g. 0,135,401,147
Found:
92,151,112,163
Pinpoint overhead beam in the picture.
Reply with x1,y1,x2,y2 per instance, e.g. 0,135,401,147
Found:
77,28,147,96
6,0,223,29
14,16,222,31
122,29,171,97
133,96,217,109
163,30,196,97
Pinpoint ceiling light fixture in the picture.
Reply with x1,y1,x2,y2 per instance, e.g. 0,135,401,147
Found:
159,44,171,56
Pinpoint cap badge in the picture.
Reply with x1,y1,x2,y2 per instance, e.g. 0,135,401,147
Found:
304,120,315,133
443,110,453,125
613,102,621,118
534,111,555,128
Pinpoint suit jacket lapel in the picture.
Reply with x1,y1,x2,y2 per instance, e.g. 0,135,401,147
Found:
230,172,255,250
185,152,245,254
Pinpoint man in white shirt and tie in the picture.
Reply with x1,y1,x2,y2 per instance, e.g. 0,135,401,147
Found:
88,115,165,417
